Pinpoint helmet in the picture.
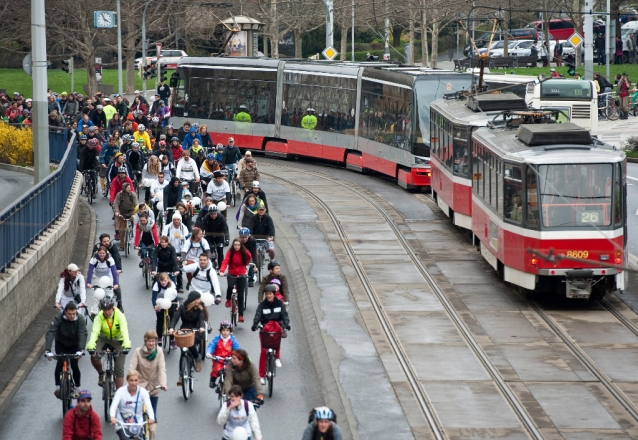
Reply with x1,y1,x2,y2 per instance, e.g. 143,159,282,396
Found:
171,137,179,143
137,124,145,131
99,298,115,310
122,134,132,142
213,170,224,178
159,140,166,147
239,105,247,110
79,134,87,140
166,124,173,129
314,407,334,421
152,117,159,123
209,205,219,213
264,284,278,292
118,166,127,174
192,122,200,129
219,321,233,331
252,181,260,188
207,153,215,159
216,144,224,151
88,138,98,146
96,105,103,110
268,260,280,271
134,110,142,116
131,142,140,148
238,227,250,237
88,126,97,132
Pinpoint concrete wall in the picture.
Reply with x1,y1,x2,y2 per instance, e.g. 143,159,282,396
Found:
0,172,82,361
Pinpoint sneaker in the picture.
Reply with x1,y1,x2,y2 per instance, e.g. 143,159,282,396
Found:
209,377,216,388
54,388,61,399
260,377,266,385
98,373,105,387
157,340,163,347
171,339,178,349
238,316,244,323
215,295,221,305
177,377,182,386
248,282,254,288
224,299,231,308
139,261,144,268
177,288,184,294
114,232,120,241
195,360,202,372
275,359,282,368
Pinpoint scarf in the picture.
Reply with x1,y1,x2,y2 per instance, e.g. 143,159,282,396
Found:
246,199,261,214
141,345,158,361
139,219,154,233
221,335,231,343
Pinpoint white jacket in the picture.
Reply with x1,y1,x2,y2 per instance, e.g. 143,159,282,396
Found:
182,261,221,296
181,238,210,262
217,399,262,440
176,158,199,181
150,179,168,202
162,222,189,253
110,386,155,423
55,273,86,308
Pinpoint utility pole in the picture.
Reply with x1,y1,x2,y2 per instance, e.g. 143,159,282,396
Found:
583,0,594,80
351,0,355,62
70,57,74,94
31,0,49,184
116,0,123,95
142,0,155,98
606,0,611,78
384,0,390,60
321,0,334,48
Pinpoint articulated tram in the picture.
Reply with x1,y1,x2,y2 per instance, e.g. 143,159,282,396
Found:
430,93,626,298
170,57,473,189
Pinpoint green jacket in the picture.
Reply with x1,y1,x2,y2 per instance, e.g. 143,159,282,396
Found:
86,308,131,350
234,112,251,122
301,114,317,130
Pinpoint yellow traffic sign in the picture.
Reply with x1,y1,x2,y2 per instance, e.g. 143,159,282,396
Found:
322,46,339,60
568,32,583,48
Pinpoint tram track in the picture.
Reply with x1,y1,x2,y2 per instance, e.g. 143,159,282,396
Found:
262,165,543,440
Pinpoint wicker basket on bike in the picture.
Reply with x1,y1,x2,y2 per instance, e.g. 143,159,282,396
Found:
174,329,195,348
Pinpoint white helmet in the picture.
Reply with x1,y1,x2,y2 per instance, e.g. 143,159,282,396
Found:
137,124,145,131
152,117,159,123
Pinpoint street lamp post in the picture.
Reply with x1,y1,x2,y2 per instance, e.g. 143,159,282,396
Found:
31,0,49,184
116,0,123,95
142,0,155,98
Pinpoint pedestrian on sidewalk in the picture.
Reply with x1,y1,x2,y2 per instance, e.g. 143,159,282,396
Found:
554,41,563,67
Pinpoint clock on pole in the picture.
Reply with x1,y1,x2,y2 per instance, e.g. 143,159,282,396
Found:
94,11,115,29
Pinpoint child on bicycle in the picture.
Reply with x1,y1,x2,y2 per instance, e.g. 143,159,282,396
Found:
206,321,241,388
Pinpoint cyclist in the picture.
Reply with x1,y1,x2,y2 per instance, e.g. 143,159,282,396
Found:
213,144,225,166
302,407,343,440
243,181,269,213
87,299,131,389
109,166,134,207
199,153,220,198
45,302,87,398
176,201,194,231
134,124,152,152
134,212,159,268
252,285,290,382
219,238,252,322
237,193,261,229
258,260,289,305
237,150,253,176
162,213,189,292
153,236,180,284
201,205,230,267
170,137,184,165
182,227,211,269
206,321,240,388
169,291,207,380
217,385,262,440
126,142,145,187
182,126,202,150
151,272,179,347
86,246,121,309
199,124,214,151
134,202,156,226
248,203,276,260
62,390,102,440
113,182,139,248
223,349,263,403
109,370,155,439
78,137,100,191
150,172,168,206
92,234,122,276
120,133,133,153
176,150,200,196
195,197,216,228
238,228,257,287
149,116,163,140
100,136,119,187
152,140,173,164
222,137,241,182
128,331,167,440
182,253,222,303
107,153,133,191
238,158,259,194
56,263,86,310
206,170,231,219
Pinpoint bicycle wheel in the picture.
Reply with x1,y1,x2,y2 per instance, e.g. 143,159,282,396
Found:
231,296,237,327
145,261,152,289
125,230,131,257
180,356,190,400
217,373,225,407
258,250,264,281
231,182,237,207
188,361,195,393
243,282,248,313
60,375,72,416
607,105,620,120
199,335,207,361
267,353,275,397
103,375,112,421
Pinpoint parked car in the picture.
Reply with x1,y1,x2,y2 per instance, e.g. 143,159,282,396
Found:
509,37,556,61
135,49,188,70
463,29,537,56
490,40,535,57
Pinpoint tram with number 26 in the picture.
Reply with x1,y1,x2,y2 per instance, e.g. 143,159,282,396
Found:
170,57,473,190
430,93,626,299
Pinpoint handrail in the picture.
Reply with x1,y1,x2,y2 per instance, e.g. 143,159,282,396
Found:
0,130,78,272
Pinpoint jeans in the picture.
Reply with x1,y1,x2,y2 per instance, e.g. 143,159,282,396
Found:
243,386,257,402
150,396,159,422
140,243,155,261
54,341,81,386
226,275,247,317
225,163,237,183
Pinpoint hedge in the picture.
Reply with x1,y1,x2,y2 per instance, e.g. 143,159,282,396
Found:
0,123,33,165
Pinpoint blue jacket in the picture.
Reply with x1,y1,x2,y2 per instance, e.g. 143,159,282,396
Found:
78,119,94,132
182,132,202,150
206,334,240,356
100,144,118,165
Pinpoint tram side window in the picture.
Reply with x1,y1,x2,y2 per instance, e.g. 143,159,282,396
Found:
196,78,276,123
453,125,470,179
526,167,540,227
490,157,500,212
472,141,481,195
430,112,439,157
504,164,523,223
359,80,413,149
615,162,623,227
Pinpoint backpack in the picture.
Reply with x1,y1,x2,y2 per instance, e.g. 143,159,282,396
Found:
308,407,337,424
186,267,214,291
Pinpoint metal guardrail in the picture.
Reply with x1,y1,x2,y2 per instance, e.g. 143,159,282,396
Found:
0,134,78,272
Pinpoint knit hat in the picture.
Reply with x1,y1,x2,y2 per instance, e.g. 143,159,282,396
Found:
187,291,201,303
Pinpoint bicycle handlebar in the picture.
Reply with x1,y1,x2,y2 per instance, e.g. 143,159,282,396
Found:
45,353,85,360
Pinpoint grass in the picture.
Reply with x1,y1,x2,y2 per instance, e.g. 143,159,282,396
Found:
0,68,170,98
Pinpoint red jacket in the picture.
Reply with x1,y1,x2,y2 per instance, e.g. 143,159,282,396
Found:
134,221,160,247
171,145,184,162
109,176,134,203
62,406,102,440
220,249,252,277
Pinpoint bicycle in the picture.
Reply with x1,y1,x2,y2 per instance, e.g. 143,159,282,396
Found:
46,353,84,416
136,246,155,289
254,239,269,281
119,215,134,258
258,324,282,398
226,167,238,207
598,92,620,120
96,347,120,421
160,301,178,354
134,170,143,198
208,355,232,407
228,275,248,326
82,170,96,205
173,329,201,400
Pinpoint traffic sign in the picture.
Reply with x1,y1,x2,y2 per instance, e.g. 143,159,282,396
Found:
23,54,31,77
322,46,338,60
568,32,583,48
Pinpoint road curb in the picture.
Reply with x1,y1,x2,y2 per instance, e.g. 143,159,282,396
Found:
0,163,33,175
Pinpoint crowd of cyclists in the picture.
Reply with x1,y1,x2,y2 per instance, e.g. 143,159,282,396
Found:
38,86,342,440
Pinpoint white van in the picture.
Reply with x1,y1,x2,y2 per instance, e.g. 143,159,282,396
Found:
622,21,638,52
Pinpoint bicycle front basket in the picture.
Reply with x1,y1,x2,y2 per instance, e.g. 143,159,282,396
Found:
260,331,282,350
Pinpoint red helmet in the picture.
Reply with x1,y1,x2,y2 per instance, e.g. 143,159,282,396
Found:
159,140,166,147
88,138,99,146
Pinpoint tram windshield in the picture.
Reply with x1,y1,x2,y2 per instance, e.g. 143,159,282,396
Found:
535,163,614,228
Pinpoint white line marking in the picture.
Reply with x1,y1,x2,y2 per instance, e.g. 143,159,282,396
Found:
635,208,638,215
628,176,638,182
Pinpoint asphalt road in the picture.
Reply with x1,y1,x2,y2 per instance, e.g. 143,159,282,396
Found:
0,178,321,439
0,168,33,209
